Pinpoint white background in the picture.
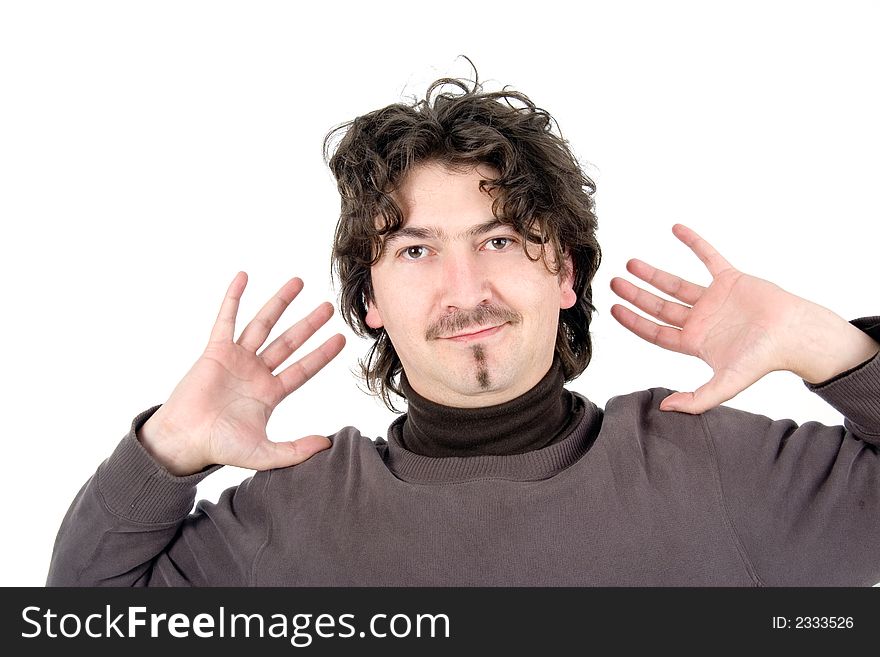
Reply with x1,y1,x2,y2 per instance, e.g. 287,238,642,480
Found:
1,0,877,586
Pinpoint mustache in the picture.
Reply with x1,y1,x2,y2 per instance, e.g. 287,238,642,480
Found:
425,304,522,340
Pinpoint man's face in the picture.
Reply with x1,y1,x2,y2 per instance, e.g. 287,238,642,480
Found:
365,161,577,408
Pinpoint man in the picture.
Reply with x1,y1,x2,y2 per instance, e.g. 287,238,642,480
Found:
47,71,880,586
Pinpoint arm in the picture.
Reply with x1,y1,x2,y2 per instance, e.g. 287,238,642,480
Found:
701,325,880,585
609,226,880,584
47,406,230,586
801,315,880,436
47,273,345,586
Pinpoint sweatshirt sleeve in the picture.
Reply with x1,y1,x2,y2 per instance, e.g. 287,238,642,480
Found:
701,316,880,586
46,406,269,586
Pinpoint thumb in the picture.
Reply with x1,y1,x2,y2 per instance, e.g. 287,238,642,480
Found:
659,371,743,415
246,435,332,471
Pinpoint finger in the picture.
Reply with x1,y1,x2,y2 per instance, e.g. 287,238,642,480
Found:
237,277,305,352
244,434,332,471
276,333,346,397
609,304,688,355
659,369,751,414
672,224,735,279
208,272,248,344
661,368,760,413
258,302,336,372
609,276,691,329
622,258,705,306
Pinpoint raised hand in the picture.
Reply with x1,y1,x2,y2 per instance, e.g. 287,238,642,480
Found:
138,273,346,475
608,224,856,414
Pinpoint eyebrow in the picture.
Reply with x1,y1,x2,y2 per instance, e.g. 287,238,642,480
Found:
382,219,510,249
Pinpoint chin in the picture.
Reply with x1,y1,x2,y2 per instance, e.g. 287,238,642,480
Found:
454,365,517,397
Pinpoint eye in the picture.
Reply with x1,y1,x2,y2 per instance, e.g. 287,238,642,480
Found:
399,245,431,260
483,236,517,251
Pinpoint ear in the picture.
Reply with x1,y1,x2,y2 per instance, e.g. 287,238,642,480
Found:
559,255,577,310
365,298,384,329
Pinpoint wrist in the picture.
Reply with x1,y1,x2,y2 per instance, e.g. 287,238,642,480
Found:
788,303,880,385
137,411,209,476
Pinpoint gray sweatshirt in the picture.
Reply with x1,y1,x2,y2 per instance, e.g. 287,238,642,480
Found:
47,317,880,586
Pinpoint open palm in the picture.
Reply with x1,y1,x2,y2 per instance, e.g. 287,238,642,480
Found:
610,224,806,414
140,273,345,474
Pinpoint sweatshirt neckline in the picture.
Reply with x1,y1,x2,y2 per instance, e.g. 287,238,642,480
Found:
384,393,601,484
398,358,577,457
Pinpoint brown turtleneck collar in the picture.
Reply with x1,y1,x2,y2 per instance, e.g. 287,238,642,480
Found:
394,358,584,457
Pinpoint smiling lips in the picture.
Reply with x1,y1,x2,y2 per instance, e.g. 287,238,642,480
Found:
442,323,507,342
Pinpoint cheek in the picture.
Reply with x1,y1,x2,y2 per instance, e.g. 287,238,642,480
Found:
374,267,434,314
508,273,566,310
365,280,429,336
528,282,571,333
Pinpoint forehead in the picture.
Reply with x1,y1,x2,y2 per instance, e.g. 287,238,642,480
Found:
392,162,500,229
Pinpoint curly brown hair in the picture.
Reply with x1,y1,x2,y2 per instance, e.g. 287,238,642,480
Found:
323,64,601,410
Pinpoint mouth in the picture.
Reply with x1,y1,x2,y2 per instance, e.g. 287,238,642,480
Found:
441,323,507,342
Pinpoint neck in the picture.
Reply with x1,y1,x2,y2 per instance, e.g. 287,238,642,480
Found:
395,358,581,457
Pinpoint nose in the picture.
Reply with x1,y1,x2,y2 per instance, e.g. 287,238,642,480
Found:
439,251,492,311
